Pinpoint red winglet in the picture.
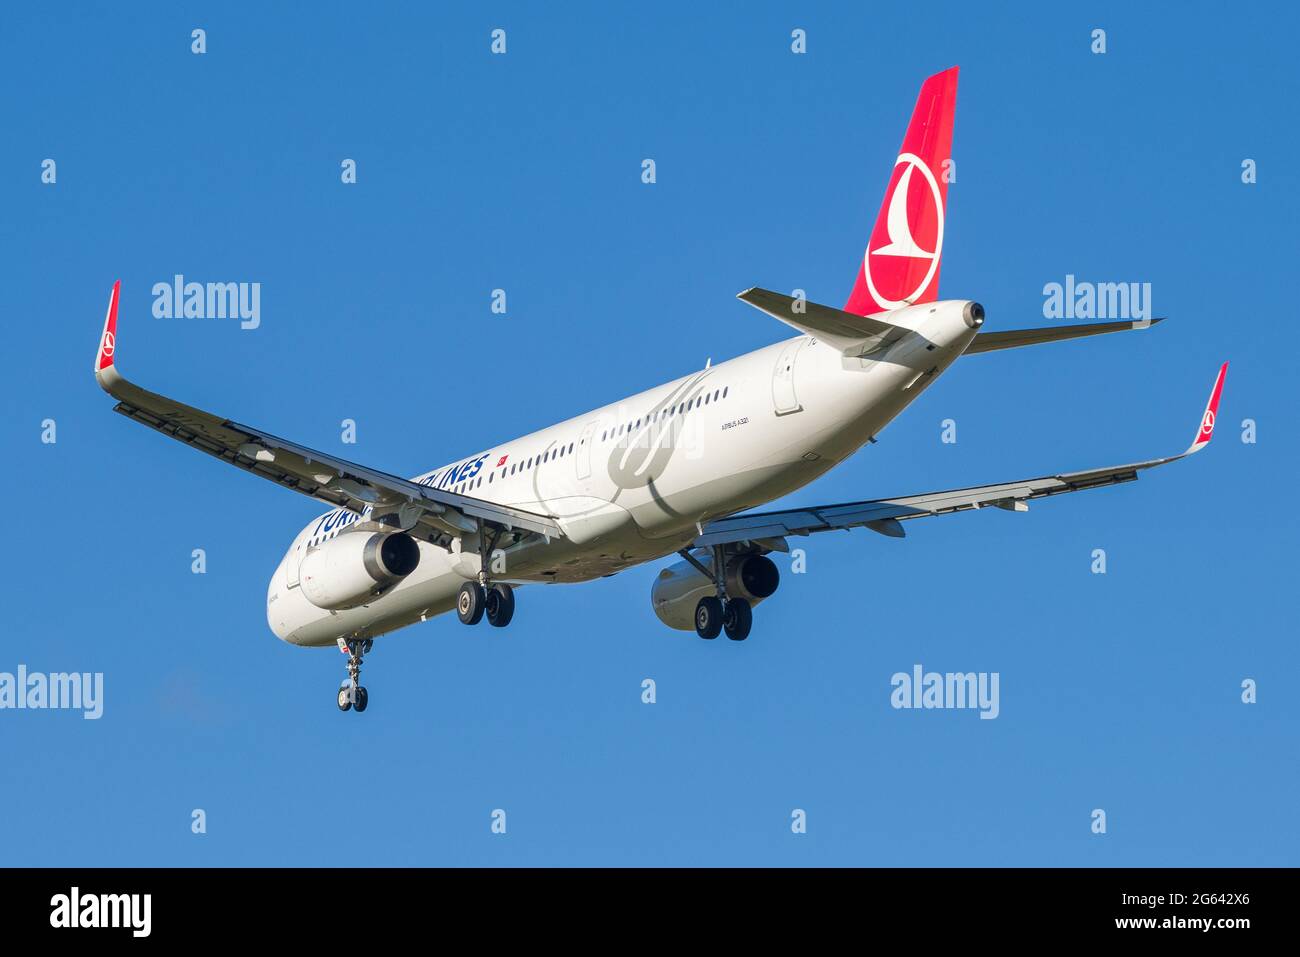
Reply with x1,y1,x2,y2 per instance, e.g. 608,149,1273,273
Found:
1187,361,1228,455
96,280,121,373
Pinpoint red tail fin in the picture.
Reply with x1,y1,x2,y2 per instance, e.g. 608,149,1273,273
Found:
844,67,959,316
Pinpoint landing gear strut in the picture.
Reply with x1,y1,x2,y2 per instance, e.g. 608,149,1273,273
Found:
337,637,372,713
681,546,754,642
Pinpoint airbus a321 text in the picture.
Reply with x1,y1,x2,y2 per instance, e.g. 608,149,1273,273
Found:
94,67,1227,712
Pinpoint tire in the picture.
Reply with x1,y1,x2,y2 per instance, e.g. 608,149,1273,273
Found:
457,581,486,625
353,687,368,713
724,598,752,642
337,687,352,712
486,583,515,628
694,596,723,640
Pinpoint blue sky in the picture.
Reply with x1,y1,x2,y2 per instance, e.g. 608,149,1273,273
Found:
2,1,1295,866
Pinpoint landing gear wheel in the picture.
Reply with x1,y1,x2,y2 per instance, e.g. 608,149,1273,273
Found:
485,583,515,628
353,686,368,712
457,581,486,625
695,597,723,639
337,686,352,712
724,598,752,641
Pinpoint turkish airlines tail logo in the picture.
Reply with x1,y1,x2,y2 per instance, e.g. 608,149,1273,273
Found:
844,67,958,316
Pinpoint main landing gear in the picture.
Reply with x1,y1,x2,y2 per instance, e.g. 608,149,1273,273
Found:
681,547,754,642
457,522,516,628
457,581,516,627
337,637,372,713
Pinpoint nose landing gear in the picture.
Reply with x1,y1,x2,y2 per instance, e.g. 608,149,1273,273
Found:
336,637,372,713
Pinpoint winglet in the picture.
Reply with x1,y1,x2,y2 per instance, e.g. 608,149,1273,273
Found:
1185,361,1228,456
95,281,121,391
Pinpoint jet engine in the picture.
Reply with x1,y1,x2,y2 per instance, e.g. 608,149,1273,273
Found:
651,550,780,630
299,531,421,611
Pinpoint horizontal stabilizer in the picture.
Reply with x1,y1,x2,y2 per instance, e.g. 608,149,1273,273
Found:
964,318,1162,355
737,287,910,354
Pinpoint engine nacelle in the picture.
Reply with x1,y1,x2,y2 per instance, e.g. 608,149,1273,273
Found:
651,551,780,631
300,531,421,611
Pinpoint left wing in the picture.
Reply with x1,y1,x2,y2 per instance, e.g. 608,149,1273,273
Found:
695,362,1227,549
963,318,1163,355
93,282,564,544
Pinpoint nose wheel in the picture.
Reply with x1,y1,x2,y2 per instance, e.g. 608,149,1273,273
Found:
336,637,372,713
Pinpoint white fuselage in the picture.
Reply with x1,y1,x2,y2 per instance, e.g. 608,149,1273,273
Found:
267,300,979,647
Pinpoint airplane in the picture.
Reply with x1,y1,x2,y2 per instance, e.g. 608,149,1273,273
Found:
93,66,1227,712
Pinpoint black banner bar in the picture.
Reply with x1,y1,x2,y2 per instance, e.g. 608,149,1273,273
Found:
0,867,1280,942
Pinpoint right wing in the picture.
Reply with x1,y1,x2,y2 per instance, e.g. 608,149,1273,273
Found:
695,362,1227,548
93,282,564,544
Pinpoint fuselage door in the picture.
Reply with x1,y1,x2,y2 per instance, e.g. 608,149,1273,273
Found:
576,419,600,481
286,542,302,588
772,337,807,415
